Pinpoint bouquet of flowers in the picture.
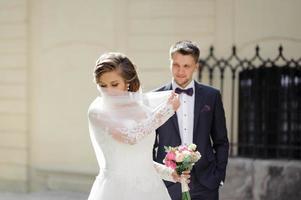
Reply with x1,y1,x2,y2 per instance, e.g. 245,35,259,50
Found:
163,144,201,200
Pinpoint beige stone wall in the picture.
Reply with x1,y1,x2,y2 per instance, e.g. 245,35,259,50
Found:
126,0,216,90
0,0,300,193
0,0,29,192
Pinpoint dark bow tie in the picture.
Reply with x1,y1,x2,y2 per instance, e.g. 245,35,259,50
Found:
175,87,193,96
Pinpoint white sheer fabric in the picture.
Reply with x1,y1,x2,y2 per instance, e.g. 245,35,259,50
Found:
87,89,175,200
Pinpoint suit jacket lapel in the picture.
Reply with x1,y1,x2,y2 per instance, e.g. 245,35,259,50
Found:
193,81,205,143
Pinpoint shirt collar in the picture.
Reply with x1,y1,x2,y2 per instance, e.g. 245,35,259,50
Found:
172,79,195,90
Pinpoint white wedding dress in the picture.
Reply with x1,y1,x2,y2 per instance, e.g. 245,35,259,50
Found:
87,90,175,200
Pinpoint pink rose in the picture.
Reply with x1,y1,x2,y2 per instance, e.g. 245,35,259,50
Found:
165,160,176,169
166,151,176,161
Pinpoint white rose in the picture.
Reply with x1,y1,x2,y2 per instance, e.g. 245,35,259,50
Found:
188,144,197,151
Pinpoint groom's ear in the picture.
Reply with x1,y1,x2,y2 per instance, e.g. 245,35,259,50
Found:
195,62,200,71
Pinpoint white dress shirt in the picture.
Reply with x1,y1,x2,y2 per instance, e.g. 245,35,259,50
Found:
172,80,195,145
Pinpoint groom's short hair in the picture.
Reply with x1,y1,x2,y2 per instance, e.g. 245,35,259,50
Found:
169,40,200,63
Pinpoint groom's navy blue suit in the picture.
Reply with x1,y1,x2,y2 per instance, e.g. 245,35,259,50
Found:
153,81,229,200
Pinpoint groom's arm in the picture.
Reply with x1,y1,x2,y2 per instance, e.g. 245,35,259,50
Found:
211,91,229,182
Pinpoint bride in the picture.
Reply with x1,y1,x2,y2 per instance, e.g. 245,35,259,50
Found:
87,52,188,200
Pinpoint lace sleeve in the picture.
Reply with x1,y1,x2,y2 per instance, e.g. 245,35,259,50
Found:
88,96,175,145
113,102,174,144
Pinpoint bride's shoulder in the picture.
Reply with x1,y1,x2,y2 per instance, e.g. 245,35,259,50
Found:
88,97,104,116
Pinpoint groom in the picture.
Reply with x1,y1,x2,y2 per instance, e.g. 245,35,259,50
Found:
153,40,229,200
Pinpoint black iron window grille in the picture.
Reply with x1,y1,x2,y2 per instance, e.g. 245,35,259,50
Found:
198,46,301,159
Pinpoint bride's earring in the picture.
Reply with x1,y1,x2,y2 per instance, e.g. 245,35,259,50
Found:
127,84,130,91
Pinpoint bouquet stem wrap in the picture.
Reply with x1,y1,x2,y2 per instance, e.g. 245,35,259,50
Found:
181,177,189,192
181,178,191,200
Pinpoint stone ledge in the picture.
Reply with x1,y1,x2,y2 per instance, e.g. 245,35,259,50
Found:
220,158,301,200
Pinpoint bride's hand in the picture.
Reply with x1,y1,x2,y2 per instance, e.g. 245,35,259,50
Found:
168,92,180,111
171,170,190,183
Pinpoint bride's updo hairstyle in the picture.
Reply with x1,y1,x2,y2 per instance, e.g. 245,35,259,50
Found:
94,52,140,92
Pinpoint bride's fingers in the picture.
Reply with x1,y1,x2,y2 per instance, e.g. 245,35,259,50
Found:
169,92,179,101
182,170,190,175
180,172,191,183
170,92,178,99
168,94,174,102
182,177,190,184
168,93,175,101
181,174,191,179
172,92,179,100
